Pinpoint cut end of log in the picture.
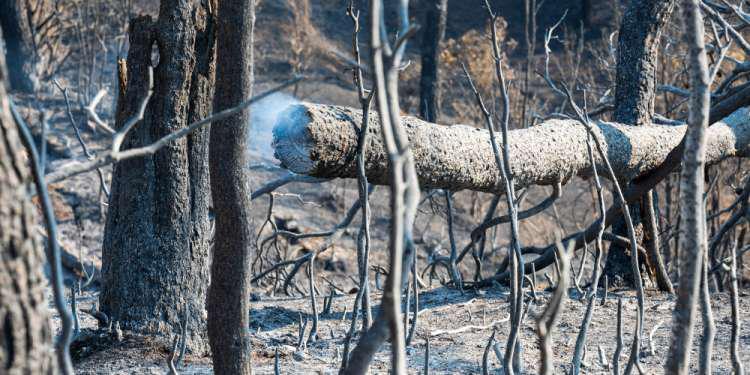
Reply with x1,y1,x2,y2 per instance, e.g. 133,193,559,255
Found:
272,104,315,174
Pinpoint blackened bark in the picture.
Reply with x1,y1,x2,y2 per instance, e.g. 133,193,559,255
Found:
418,0,448,122
0,0,37,92
101,0,216,354
605,206,644,286
613,0,675,126
0,32,55,373
606,0,675,288
581,0,594,29
207,0,255,373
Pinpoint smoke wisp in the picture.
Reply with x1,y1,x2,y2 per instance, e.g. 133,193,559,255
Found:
249,92,300,163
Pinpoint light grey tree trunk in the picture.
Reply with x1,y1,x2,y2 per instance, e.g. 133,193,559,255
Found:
666,0,710,372
101,0,216,354
273,103,750,193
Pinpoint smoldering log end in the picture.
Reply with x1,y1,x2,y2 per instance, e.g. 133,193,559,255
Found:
272,104,315,174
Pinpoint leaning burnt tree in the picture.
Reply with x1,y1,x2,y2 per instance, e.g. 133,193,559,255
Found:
0,32,55,374
101,0,216,353
605,0,676,288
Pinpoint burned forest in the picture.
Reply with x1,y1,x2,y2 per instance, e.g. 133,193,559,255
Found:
2,0,750,373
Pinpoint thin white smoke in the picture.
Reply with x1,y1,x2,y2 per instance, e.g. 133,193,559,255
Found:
249,92,299,163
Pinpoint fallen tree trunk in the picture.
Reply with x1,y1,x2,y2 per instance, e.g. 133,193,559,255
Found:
273,103,750,193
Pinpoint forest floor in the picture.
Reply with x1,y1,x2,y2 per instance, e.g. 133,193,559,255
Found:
63,282,750,374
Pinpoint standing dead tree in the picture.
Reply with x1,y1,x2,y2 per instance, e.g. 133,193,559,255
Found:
101,0,216,353
0,30,56,373
606,0,676,288
207,0,256,373
666,0,711,372
340,0,420,373
341,2,376,368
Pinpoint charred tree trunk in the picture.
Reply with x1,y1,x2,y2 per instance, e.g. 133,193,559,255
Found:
207,0,255,373
418,0,448,122
606,0,675,288
613,0,675,126
0,0,37,92
0,32,55,373
101,0,216,354
581,0,594,29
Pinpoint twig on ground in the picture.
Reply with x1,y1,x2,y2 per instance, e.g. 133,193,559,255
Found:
699,250,716,374
482,328,497,375
647,320,662,357
598,345,610,370
70,283,80,338
444,190,463,288
168,336,179,375
307,254,319,343
275,347,281,375
177,307,188,365
297,312,309,351
429,316,510,337
424,337,431,375
613,297,624,375
406,253,419,345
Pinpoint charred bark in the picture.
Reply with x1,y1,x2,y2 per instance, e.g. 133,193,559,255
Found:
273,103,750,193
418,0,448,122
0,0,37,92
101,0,216,354
207,0,255,373
0,31,55,373
613,0,675,126
607,0,676,288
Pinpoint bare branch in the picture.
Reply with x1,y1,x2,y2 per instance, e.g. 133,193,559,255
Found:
536,241,571,375
9,99,74,375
